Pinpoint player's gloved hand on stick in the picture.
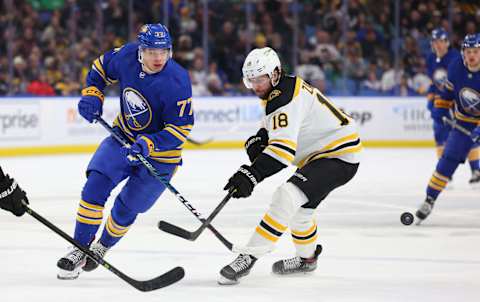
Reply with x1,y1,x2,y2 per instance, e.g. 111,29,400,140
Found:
472,127,480,143
125,136,153,166
78,86,104,123
224,165,262,198
0,167,29,217
245,128,269,162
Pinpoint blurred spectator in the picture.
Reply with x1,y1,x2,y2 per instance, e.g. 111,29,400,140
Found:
1,0,478,97
26,71,55,96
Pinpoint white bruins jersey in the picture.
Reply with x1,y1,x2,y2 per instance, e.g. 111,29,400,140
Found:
260,76,362,167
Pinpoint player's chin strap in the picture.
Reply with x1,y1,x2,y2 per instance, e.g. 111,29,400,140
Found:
95,116,257,253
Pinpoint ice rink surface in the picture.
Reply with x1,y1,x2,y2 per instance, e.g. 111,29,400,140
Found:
1,147,479,302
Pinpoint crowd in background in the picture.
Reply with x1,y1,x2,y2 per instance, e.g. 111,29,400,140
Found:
1,0,480,97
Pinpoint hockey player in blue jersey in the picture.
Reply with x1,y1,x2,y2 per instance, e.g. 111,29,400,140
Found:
57,24,194,279
416,33,480,224
426,28,480,185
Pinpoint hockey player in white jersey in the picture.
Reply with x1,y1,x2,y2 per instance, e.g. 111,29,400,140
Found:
218,47,362,285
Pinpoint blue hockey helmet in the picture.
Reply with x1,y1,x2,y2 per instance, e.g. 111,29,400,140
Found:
137,23,172,50
431,28,448,41
461,33,480,50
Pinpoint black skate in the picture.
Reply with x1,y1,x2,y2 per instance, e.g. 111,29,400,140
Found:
57,247,86,280
218,254,257,285
415,196,435,225
272,244,322,275
83,241,109,272
469,170,480,188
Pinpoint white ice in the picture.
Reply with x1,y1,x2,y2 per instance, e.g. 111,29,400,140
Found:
1,148,479,302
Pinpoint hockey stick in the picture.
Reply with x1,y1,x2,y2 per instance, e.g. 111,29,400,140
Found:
442,117,479,143
186,137,213,146
158,188,234,241
21,200,184,291
96,117,234,250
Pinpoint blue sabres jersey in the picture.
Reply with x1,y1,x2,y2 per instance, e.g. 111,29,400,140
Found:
437,57,480,125
426,48,461,98
85,43,194,165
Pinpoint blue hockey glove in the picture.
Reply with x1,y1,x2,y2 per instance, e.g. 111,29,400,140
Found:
472,127,480,143
125,136,153,166
78,86,104,123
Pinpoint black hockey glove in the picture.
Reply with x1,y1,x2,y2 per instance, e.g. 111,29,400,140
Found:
245,128,269,162
0,167,29,217
224,165,263,198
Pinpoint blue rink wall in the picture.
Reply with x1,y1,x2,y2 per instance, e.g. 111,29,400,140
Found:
0,96,434,157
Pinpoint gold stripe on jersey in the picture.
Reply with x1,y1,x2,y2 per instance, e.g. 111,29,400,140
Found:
434,99,453,109
113,115,135,140
269,139,297,150
166,124,191,137
164,125,188,143
293,77,302,98
468,147,480,161
106,215,130,238
265,145,295,163
454,111,480,124
298,133,362,167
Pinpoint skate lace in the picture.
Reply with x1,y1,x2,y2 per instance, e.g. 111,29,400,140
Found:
283,257,302,270
91,243,108,258
66,248,85,264
230,254,252,273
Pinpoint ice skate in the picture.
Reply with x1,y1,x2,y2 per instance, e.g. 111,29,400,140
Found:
83,241,109,272
469,170,480,189
272,244,322,275
57,246,86,280
218,254,257,285
415,197,435,225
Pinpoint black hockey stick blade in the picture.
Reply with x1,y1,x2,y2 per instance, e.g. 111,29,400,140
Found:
22,201,184,291
158,220,194,240
157,189,234,241
127,267,185,292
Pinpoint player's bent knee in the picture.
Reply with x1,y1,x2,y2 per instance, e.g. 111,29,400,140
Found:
269,183,309,221
81,170,115,204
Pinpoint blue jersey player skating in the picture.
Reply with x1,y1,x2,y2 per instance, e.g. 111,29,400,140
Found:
57,24,194,279
426,28,479,185
416,34,480,224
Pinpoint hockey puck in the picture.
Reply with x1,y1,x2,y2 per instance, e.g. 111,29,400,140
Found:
400,212,414,225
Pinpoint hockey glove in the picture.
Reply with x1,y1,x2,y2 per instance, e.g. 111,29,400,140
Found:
125,136,153,166
472,127,480,143
0,167,29,217
224,165,262,198
78,86,104,123
245,128,269,162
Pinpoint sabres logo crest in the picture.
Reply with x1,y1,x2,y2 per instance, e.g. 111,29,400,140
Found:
122,88,152,130
459,88,480,117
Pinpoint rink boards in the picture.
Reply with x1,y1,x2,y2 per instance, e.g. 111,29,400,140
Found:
0,96,435,156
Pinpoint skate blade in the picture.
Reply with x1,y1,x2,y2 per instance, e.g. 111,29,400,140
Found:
217,275,239,285
415,219,424,226
57,268,82,280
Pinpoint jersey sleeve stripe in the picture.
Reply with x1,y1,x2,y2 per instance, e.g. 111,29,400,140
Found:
166,123,192,137
293,77,302,98
164,127,187,143
270,143,296,156
454,111,480,124
269,139,297,150
264,145,295,163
